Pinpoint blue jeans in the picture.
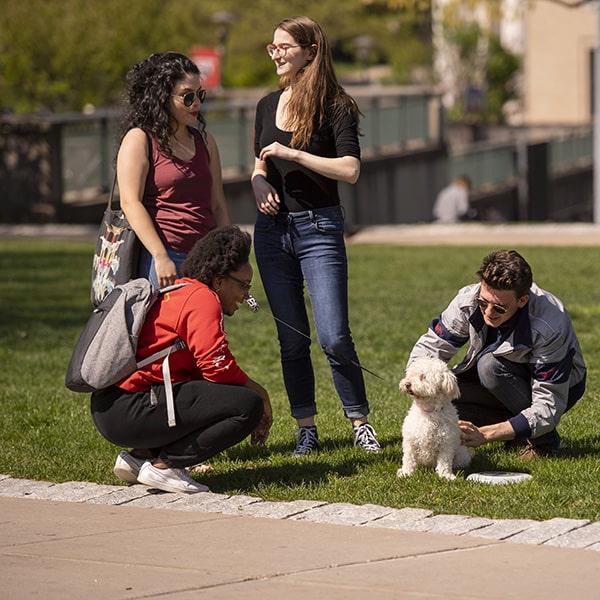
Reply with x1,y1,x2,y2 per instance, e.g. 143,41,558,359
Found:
253,206,369,420
137,246,187,289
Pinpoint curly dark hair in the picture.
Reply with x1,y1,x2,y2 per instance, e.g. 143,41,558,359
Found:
120,52,206,156
477,250,533,297
181,226,252,286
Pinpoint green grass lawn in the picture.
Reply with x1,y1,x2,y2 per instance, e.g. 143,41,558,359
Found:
1,239,600,521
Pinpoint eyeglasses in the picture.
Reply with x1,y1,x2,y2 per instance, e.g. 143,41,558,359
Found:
476,297,508,315
227,274,252,294
172,89,207,107
266,43,301,58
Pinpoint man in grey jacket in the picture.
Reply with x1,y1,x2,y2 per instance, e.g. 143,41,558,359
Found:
408,250,586,459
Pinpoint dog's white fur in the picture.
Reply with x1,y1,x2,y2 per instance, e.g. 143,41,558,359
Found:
398,357,472,480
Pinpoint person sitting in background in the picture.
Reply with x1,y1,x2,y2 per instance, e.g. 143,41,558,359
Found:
90,226,272,493
407,250,586,459
432,175,472,223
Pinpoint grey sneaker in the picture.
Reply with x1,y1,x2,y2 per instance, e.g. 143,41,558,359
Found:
293,426,319,456
137,461,210,494
113,450,145,484
353,423,381,453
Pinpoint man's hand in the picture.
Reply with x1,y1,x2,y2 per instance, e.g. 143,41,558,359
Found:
459,419,516,447
459,420,487,447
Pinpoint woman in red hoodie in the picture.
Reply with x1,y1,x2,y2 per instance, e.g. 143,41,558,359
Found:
91,226,272,494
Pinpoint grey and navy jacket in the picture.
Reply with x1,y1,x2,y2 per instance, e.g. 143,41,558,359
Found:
408,283,586,439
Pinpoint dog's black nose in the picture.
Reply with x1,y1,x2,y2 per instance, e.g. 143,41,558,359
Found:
405,381,411,391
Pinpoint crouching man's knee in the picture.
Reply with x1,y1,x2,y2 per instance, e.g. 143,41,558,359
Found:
476,352,507,391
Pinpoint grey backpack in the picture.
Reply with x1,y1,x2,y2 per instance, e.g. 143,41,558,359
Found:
65,278,188,426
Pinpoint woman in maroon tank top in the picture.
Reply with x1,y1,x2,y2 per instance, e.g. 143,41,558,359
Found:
117,52,231,289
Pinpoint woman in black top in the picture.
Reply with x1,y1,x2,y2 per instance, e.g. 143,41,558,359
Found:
251,16,380,456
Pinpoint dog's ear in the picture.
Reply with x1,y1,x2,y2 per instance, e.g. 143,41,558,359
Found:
441,369,460,400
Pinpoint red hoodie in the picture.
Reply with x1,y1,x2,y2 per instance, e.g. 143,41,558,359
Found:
118,278,248,392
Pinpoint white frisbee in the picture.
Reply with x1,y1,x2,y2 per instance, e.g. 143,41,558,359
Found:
466,471,533,485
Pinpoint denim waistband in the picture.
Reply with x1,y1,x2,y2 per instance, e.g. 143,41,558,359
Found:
276,205,343,222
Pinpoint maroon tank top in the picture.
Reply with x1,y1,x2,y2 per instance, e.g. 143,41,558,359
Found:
143,128,215,253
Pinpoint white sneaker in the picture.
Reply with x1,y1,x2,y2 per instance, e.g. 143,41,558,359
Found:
137,461,210,494
113,450,145,484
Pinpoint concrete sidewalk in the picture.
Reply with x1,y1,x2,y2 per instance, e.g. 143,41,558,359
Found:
3,222,600,245
346,223,600,246
2,492,600,599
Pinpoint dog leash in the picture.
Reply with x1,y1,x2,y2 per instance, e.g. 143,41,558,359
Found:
245,294,388,383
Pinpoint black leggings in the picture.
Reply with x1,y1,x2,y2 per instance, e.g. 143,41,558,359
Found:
91,380,263,468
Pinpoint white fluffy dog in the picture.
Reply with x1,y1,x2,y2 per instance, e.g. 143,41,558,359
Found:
398,357,472,480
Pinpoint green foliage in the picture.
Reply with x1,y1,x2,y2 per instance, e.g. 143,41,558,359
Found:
2,240,600,521
446,21,481,61
0,0,433,114
0,0,212,113
485,35,521,123
445,21,520,124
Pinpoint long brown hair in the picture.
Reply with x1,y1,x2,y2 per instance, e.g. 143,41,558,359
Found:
276,16,360,149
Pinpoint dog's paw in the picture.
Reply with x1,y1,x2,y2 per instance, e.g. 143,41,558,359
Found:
396,467,412,478
438,471,456,481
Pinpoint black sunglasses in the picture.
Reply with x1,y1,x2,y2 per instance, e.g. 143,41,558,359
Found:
173,89,207,107
476,297,508,315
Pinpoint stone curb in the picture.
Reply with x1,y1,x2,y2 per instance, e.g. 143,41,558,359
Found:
2,475,599,551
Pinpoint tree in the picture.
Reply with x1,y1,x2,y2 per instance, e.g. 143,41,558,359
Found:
432,0,523,124
0,0,434,113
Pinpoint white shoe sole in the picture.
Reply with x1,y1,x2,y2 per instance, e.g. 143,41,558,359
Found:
113,465,139,484
113,452,145,484
137,466,209,494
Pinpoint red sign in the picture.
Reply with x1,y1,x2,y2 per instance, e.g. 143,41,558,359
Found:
189,47,221,90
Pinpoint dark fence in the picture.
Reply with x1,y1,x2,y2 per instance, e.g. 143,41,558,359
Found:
0,92,593,225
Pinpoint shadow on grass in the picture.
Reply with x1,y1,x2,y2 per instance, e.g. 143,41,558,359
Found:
559,435,600,459
199,434,392,494
202,454,376,494
225,433,403,460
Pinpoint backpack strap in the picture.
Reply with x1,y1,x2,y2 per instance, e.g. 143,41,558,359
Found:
162,348,177,428
138,281,191,427
136,338,186,369
159,282,189,294
136,338,186,429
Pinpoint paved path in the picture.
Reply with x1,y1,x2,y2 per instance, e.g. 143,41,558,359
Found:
346,223,600,246
2,222,600,245
2,476,600,599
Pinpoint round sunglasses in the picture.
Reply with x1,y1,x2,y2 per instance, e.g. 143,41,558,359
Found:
476,297,508,315
172,89,207,107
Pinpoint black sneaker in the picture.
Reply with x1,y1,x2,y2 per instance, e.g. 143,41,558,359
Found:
353,422,381,453
293,426,319,456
